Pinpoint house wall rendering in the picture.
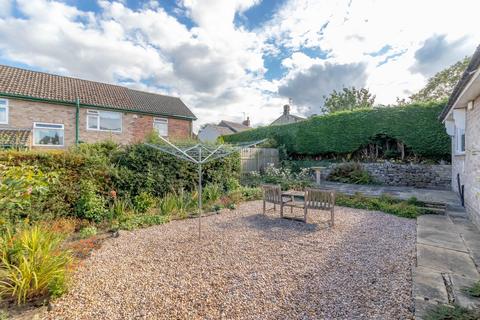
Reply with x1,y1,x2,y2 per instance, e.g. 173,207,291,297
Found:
0,97,192,148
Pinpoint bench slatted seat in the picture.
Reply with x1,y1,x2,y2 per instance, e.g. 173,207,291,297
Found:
304,188,335,225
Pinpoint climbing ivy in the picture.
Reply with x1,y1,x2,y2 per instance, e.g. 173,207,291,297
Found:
224,102,450,160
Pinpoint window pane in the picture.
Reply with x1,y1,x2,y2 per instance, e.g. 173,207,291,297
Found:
0,99,7,106
461,133,465,152
35,123,63,129
34,129,64,146
99,112,121,131
154,122,168,136
0,107,6,123
87,115,98,129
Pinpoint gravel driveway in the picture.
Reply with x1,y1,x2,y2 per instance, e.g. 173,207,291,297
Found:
47,201,416,319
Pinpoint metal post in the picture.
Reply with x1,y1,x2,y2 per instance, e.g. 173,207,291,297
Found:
198,148,202,239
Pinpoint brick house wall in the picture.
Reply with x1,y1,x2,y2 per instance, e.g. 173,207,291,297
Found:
0,98,192,148
452,95,480,227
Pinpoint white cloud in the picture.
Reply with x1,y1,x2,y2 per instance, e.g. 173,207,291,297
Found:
0,0,479,132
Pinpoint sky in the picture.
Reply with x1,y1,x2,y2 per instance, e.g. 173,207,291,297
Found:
0,0,479,131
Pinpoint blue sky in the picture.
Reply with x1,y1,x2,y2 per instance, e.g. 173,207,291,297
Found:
0,0,478,129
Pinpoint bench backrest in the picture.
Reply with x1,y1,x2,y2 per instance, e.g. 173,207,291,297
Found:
262,185,282,204
305,188,335,210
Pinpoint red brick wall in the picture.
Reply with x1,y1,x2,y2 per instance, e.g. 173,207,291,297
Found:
1,98,193,148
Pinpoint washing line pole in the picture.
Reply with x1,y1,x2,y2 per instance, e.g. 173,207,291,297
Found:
198,147,202,239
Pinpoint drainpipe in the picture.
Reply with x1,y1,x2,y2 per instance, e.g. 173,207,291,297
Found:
75,98,80,144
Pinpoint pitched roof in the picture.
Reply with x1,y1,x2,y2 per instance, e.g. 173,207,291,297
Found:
0,128,30,147
0,65,196,119
439,45,480,121
207,124,235,135
218,120,250,133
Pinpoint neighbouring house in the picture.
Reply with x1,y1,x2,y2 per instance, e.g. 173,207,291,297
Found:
198,118,250,142
440,44,480,227
0,65,196,149
270,104,305,126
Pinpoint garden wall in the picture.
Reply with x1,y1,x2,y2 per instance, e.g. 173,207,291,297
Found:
322,162,451,189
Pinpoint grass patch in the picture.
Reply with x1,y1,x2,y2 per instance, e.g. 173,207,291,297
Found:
336,193,434,218
463,280,480,298
424,304,480,320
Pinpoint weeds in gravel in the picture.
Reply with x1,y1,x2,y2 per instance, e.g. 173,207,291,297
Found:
463,280,480,297
0,226,72,304
423,304,480,320
336,193,433,218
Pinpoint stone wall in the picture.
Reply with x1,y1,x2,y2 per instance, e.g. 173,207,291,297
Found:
322,162,452,189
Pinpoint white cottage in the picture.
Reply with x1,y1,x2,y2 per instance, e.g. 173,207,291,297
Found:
440,45,480,227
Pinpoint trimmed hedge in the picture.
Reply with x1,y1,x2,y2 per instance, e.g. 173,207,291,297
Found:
224,102,450,159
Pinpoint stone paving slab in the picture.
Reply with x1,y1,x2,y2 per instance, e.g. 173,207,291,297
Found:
451,274,480,309
417,244,479,279
417,216,468,252
414,266,448,304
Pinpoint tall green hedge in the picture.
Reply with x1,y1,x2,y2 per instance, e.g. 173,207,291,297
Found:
224,102,450,159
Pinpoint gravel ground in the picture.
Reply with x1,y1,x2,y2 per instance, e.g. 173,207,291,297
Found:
46,201,416,320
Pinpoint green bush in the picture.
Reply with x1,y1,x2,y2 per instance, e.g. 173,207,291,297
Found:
75,180,108,222
225,177,241,191
224,102,450,160
336,193,430,218
327,162,375,184
203,184,222,204
239,186,262,201
0,226,72,304
463,280,480,297
79,226,97,238
424,304,479,320
133,192,156,213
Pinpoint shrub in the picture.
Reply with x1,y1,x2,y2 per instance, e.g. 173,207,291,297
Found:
75,180,108,222
336,193,428,218
110,197,132,219
463,280,480,297
225,177,241,191
133,192,156,213
327,162,375,185
224,102,450,161
239,186,262,201
203,184,222,204
117,213,169,231
0,164,57,225
424,304,479,320
79,226,97,239
0,226,72,304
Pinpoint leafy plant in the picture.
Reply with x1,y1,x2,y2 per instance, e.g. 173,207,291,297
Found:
239,186,262,201
79,226,97,239
203,184,222,204
322,87,375,114
423,304,479,320
225,177,241,191
133,192,156,214
75,180,108,222
336,193,432,218
0,226,72,304
328,162,375,185
463,280,480,297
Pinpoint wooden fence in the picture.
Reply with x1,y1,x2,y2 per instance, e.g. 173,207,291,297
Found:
240,148,279,173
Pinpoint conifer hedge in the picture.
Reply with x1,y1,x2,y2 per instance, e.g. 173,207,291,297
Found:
224,102,450,159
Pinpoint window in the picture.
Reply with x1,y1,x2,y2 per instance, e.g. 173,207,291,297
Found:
33,122,64,146
456,127,465,154
87,110,122,132
0,99,8,124
153,118,168,137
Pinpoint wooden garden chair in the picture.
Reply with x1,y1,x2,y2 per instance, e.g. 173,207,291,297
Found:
304,188,335,226
262,185,285,216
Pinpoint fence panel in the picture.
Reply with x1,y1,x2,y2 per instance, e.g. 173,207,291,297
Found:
240,148,279,173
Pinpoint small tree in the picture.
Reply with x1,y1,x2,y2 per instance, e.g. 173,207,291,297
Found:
322,87,375,114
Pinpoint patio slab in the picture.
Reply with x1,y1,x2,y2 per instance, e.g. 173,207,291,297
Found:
417,243,479,279
451,274,480,309
417,215,468,252
413,266,448,304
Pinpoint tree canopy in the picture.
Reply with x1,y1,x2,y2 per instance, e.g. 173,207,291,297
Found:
322,87,375,114
410,56,471,103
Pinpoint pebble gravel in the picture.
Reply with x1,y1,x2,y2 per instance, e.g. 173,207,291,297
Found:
46,201,416,319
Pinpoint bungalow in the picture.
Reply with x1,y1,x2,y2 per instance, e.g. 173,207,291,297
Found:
198,118,250,143
0,65,196,148
440,45,480,227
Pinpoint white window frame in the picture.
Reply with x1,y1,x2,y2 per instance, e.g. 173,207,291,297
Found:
153,117,168,137
33,122,65,147
86,110,122,133
0,99,9,124
455,127,465,155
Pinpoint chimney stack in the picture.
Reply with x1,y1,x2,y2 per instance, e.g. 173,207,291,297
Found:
242,116,250,127
283,104,290,115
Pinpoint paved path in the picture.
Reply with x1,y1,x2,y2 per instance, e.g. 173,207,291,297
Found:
414,204,480,318
322,181,460,206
